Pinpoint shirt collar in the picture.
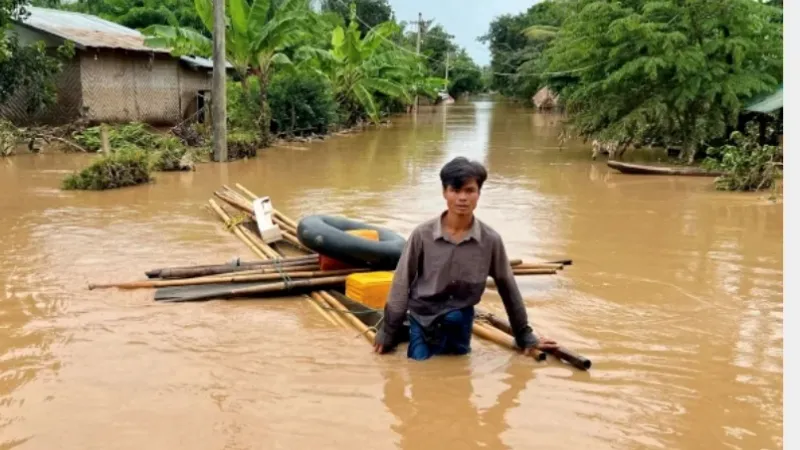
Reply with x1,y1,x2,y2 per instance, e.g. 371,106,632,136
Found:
432,210,482,243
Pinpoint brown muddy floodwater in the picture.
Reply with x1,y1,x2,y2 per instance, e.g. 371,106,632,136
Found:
0,100,783,450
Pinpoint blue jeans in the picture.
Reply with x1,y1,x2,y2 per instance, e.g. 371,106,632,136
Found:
407,306,474,361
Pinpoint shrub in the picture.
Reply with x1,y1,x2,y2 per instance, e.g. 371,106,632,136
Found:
72,122,162,152
703,121,783,192
268,72,338,136
62,147,153,190
227,77,262,135
227,130,258,160
0,119,19,157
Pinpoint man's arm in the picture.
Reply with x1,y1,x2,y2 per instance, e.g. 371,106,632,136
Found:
375,228,422,352
488,235,539,350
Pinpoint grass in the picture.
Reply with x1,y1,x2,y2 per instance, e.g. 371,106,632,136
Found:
62,147,152,190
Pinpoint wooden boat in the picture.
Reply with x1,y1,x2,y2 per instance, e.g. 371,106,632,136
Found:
607,160,724,177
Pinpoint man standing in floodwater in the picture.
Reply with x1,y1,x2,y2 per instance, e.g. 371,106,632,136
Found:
374,157,558,360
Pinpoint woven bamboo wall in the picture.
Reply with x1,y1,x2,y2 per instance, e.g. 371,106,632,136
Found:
1,48,212,125
80,51,182,125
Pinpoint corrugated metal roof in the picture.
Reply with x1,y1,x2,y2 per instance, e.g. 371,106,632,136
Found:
180,55,233,70
15,7,231,70
745,84,783,113
16,6,172,53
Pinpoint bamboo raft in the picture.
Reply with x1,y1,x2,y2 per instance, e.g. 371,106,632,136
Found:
89,183,591,370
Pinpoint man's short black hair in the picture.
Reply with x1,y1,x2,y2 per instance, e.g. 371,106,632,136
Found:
439,157,488,190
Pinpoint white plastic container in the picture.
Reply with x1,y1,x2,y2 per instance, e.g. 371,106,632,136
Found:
252,196,283,245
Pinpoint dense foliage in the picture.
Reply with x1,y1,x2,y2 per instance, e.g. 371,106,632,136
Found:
479,0,573,101
703,120,782,192
543,0,782,163
1,1,75,116
267,71,338,135
483,0,783,191
320,0,392,36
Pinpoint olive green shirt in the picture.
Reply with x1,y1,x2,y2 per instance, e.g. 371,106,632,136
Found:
375,212,538,351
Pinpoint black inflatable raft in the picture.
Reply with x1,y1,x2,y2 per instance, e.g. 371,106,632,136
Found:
296,215,406,270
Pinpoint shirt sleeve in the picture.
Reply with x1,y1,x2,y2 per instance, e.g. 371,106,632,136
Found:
375,227,422,351
488,234,539,349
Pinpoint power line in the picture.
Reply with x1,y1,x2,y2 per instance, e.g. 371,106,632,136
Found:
328,0,594,79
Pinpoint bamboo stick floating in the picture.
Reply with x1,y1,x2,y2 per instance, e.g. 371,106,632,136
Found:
223,184,254,205
311,292,351,329
511,268,558,275
214,190,255,215
158,275,350,303
472,321,546,361
193,263,320,279
209,199,269,260
306,295,343,328
146,255,319,278
272,208,299,232
514,263,564,271
94,264,320,289
90,268,365,290
320,290,376,343
478,310,591,370
239,224,283,258
151,258,320,279
234,183,259,201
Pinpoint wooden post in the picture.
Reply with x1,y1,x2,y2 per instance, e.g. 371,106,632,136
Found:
100,124,110,153
212,0,228,162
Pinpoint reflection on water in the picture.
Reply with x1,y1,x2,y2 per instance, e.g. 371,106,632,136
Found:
0,100,782,450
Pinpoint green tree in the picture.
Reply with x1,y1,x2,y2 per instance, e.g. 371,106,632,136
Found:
320,0,392,37
308,8,444,124
41,0,208,36
1,1,74,117
543,0,782,162
447,50,484,98
479,0,574,101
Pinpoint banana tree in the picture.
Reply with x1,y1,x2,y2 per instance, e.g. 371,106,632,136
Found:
313,7,445,124
143,0,313,142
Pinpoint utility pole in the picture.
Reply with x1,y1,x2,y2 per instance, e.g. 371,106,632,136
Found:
444,51,449,86
414,12,422,111
212,0,228,162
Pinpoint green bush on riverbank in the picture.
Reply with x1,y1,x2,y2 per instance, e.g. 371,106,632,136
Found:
62,147,152,190
703,122,783,192
62,123,209,190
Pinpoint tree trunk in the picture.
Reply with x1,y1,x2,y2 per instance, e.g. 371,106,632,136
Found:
258,72,271,145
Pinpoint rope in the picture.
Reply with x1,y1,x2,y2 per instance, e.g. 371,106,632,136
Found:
224,213,248,231
270,257,294,290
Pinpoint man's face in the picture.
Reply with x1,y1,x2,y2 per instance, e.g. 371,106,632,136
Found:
443,178,481,216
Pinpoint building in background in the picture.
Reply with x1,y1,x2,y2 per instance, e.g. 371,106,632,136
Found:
2,6,229,126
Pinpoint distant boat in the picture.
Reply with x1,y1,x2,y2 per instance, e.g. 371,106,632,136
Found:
607,160,724,177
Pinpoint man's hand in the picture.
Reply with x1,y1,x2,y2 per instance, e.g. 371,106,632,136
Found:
535,336,559,350
521,336,558,357
373,343,384,354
